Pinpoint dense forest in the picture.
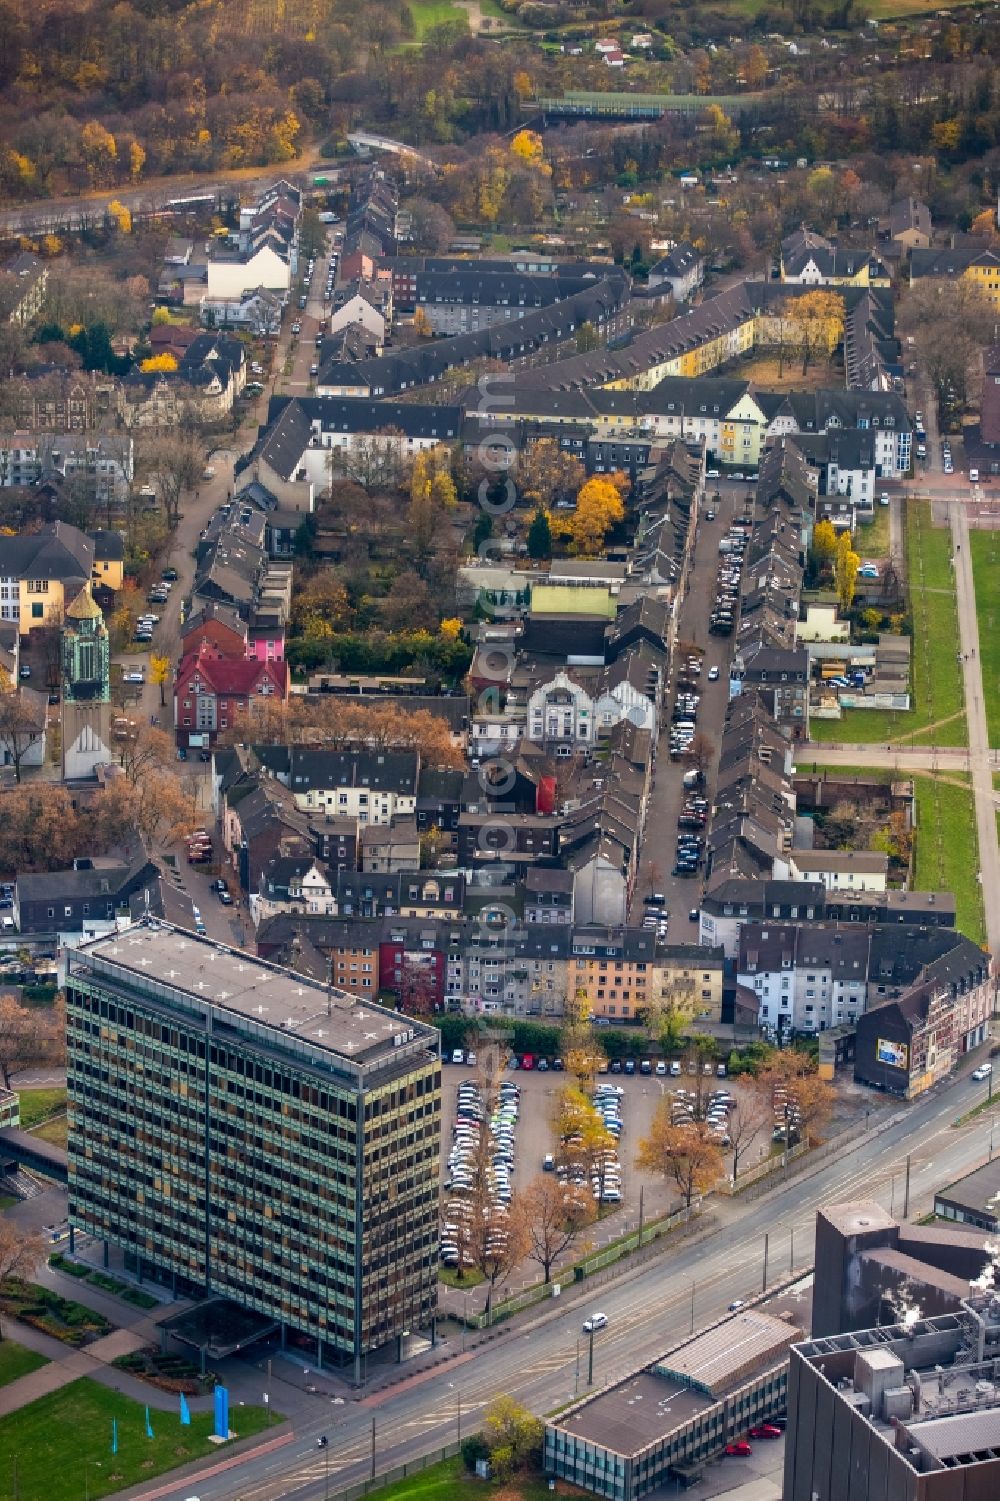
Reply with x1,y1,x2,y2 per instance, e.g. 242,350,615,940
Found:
3,0,1000,203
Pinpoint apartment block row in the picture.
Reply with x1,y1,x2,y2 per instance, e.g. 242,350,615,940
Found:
254,905,724,1025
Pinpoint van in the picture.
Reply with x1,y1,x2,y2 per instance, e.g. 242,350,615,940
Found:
669,1060,682,1077
970,468,980,482
451,1048,464,1064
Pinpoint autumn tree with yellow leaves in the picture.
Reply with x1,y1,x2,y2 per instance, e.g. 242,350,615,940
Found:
782,290,845,373
834,530,861,612
107,199,132,234
562,475,626,557
139,353,178,374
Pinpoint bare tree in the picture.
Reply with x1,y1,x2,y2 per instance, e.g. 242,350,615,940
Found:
143,435,202,528
520,1173,595,1284
0,994,46,1087
0,1221,45,1334
0,693,45,783
728,1093,772,1182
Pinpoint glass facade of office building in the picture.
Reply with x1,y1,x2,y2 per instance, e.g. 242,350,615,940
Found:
65,927,441,1367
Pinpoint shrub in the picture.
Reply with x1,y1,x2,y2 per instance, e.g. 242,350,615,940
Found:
460,1433,490,1471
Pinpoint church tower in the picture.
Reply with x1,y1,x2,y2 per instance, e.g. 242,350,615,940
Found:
61,582,113,781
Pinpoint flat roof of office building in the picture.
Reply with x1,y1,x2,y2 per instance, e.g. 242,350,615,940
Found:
558,1368,712,1453
74,920,438,1070
552,1280,810,1458
655,1310,801,1395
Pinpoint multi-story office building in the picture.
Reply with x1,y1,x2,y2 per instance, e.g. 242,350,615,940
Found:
65,922,441,1376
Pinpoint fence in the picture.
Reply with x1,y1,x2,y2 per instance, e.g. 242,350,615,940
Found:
331,1443,462,1501
468,1201,703,1328
717,1141,810,1195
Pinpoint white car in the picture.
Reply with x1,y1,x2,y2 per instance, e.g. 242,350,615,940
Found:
879,492,890,506
728,1299,746,1312
972,1063,993,1082
122,670,145,684
708,665,720,681
582,1312,608,1333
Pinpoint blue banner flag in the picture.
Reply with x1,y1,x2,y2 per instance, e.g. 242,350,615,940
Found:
213,1385,229,1440
179,1393,191,1426
112,1418,118,1456
145,1406,154,1440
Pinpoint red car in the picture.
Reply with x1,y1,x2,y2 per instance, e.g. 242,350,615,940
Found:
725,1441,753,1457
750,1424,782,1440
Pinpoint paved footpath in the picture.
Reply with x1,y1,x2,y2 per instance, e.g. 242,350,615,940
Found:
949,500,1000,954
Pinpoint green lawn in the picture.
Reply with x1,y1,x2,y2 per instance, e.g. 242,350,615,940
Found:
17,1088,66,1131
856,508,890,559
969,530,1000,748
0,1378,274,1501
0,1340,48,1387
365,1456,557,1501
912,775,986,945
408,0,511,36
810,501,966,747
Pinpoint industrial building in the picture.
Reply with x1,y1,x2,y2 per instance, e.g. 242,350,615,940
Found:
65,921,441,1377
813,1200,994,1339
785,1306,1000,1501
544,1284,809,1498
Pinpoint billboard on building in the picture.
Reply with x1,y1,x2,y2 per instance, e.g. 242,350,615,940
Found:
877,1037,908,1069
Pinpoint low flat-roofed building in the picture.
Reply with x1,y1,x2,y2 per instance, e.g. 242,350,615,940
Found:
934,1158,1000,1233
545,1294,807,1497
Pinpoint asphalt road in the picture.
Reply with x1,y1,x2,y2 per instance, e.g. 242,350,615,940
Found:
144,1061,1000,1501
633,481,752,940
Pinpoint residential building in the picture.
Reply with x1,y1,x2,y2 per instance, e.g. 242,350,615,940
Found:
278,748,419,825
0,521,126,631
360,817,420,874
699,879,957,958
780,227,891,287
2,368,120,432
14,855,161,943
523,866,575,924
910,245,1000,310
0,252,48,325
785,1313,1000,1501
889,196,932,251
122,333,246,428
854,930,993,1096
174,646,289,749
0,433,133,503
412,268,598,336
788,849,888,893
65,922,441,1376
646,242,704,301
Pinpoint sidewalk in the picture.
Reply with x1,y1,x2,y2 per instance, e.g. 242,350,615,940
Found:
0,1315,215,1416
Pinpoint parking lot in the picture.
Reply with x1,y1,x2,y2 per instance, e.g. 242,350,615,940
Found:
438,1063,776,1292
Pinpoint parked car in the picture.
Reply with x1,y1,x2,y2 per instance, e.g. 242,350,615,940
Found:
972,1063,993,1082
725,1441,753,1457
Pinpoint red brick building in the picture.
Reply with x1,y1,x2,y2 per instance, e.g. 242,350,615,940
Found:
174,644,288,748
